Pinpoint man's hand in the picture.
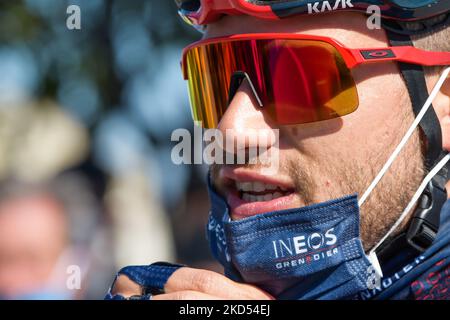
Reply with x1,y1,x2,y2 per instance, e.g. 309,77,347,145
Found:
111,267,274,300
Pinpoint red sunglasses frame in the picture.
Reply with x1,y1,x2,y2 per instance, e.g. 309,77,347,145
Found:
181,33,450,80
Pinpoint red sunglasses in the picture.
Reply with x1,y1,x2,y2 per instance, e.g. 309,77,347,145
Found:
181,33,450,128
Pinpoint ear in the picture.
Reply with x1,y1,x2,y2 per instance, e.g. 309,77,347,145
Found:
430,70,450,197
430,70,450,152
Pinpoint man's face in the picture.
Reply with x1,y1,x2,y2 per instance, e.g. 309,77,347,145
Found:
0,195,68,298
208,12,425,250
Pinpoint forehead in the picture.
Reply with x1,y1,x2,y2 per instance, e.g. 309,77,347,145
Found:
204,12,389,48
0,196,65,235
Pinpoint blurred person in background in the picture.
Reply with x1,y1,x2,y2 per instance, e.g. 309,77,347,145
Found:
0,100,177,299
0,181,68,299
1,0,218,299
0,175,104,299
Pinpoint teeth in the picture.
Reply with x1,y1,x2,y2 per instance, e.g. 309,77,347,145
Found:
237,181,292,203
238,182,253,192
253,182,265,192
273,192,282,198
236,181,285,192
241,192,285,203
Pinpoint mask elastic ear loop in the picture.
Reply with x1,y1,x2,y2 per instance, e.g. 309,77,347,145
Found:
367,153,450,279
358,67,450,278
358,67,450,207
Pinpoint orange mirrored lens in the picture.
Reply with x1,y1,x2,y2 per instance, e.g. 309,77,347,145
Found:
184,38,358,128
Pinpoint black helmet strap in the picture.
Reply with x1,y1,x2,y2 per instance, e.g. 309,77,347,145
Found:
376,31,449,263
385,30,444,170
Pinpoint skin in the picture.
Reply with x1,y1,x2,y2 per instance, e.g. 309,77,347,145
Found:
0,194,68,298
113,12,450,299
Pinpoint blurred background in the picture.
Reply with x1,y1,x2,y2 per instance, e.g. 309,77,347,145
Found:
0,0,219,299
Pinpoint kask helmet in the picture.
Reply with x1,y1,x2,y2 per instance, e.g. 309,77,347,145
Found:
176,0,450,35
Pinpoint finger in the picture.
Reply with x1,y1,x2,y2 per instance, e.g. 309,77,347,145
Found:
152,290,222,300
164,268,274,300
110,274,142,298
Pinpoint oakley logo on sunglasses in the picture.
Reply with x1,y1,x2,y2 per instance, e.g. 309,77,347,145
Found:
361,49,396,60
308,0,354,14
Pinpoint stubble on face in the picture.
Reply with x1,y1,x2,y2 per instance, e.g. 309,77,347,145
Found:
207,13,427,251
211,92,425,251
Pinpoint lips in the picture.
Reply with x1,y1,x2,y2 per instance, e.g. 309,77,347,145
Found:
218,167,298,220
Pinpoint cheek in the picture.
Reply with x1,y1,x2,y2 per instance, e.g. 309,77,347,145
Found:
279,66,408,158
353,62,405,107
350,64,408,134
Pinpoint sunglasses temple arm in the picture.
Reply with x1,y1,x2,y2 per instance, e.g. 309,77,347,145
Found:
349,47,450,67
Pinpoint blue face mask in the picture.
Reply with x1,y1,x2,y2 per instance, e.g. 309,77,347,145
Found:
206,68,450,300
207,180,375,300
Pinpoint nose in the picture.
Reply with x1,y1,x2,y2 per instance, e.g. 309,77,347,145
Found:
217,77,277,156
